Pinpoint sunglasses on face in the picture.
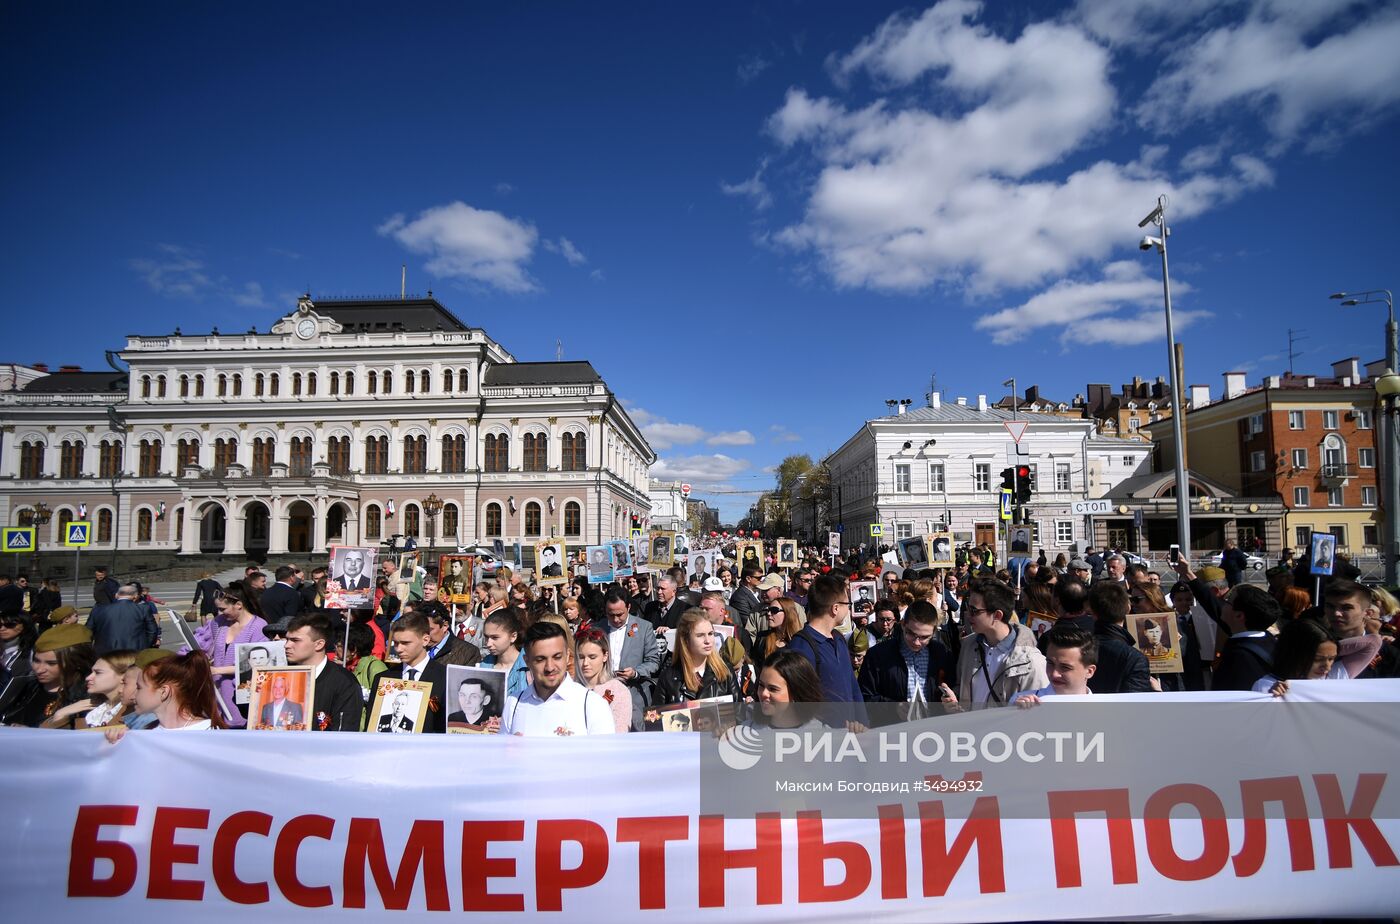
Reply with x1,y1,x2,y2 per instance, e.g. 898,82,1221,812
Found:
0,619,22,629
767,606,783,615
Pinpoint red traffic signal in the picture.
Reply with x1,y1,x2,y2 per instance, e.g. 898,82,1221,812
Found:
1016,465,1030,479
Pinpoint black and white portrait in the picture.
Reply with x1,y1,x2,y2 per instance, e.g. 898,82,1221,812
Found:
446,665,506,733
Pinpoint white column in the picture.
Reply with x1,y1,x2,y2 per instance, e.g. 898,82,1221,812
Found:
224,501,245,556
427,424,441,472
312,497,329,555
268,498,290,556
350,425,365,472
180,509,202,555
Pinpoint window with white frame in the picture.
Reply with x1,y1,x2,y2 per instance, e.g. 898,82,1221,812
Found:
1362,486,1377,507
1026,464,1038,491
928,463,945,493
1356,410,1372,429
1288,410,1305,430
1055,462,1071,491
1328,487,1344,507
1128,417,1139,430
1122,455,1134,466
974,463,990,492
1250,451,1266,472
895,522,913,539
1293,487,1309,507
1248,413,1265,435
1359,447,1375,468
1291,448,1307,469
894,463,911,493
1055,520,1073,544
1323,410,1339,430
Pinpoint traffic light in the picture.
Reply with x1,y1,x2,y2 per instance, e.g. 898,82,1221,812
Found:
1014,464,1033,505
630,514,640,530
999,467,1015,491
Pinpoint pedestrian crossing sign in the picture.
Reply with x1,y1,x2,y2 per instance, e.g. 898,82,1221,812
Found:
2,527,35,553
999,488,1013,521
64,521,92,548
869,524,883,537
630,527,643,540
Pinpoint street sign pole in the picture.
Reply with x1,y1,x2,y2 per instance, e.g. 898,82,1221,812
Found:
73,546,81,610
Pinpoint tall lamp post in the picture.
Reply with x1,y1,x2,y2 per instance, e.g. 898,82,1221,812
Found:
422,493,443,553
1139,195,1192,554
1330,289,1398,585
29,501,52,579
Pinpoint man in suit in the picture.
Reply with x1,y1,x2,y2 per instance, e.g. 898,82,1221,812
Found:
300,566,327,612
284,611,363,731
424,604,481,666
335,549,372,590
86,584,160,655
644,577,689,630
371,612,447,732
538,545,563,579
259,565,304,630
598,589,661,719
378,693,416,733
259,674,305,728
730,565,765,642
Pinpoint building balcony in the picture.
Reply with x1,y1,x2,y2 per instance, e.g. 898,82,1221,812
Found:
1319,463,1356,484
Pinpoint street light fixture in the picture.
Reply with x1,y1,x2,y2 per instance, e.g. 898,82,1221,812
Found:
1139,195,1192,555
1331,288,1397,585
422,493,443,552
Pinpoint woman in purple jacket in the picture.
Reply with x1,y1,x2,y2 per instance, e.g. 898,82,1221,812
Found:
183,584,265,727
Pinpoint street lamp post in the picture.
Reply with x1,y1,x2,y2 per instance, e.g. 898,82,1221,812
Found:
1140,196,1193,554
1331,289,1398,585
29,501,52,579
422,493,443,553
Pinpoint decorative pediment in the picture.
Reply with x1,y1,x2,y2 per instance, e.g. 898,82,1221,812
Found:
271,297,344,338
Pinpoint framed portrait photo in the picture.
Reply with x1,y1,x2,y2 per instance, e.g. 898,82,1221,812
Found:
736,541,764,575
927,532,954,567
438,555,475,604
1028,612,1058,640
327,545,378,609
1309,532,1337,576
848,580,879,615
610,539,634,579
534,541,568,586
445,665,505,734
632,536,651,573
898,536,928,569
1009,526,1032,556
688,549,714,581
649,531,676,568
645,696,735,733
369,678,432,734
248,666,314,731
776,539,798,567
234,639,287,705
585,544,616,584
1129,613,1184,674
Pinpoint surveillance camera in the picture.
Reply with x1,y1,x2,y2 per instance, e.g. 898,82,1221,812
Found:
1139,236,1161,252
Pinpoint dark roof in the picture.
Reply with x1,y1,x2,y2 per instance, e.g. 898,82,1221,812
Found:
308,297,470,333
482,361,602,386
21,371,127,394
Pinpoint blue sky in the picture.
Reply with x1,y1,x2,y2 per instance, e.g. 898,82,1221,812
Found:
4,1,1399,522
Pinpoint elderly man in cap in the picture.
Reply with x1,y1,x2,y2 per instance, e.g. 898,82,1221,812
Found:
1067,558,1092,585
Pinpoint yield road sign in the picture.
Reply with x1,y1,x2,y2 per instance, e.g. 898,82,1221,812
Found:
3,527,35,553
1003,420,1029,443
64,521,92,547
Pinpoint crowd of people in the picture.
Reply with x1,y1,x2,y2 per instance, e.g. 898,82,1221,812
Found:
1,538,1395,737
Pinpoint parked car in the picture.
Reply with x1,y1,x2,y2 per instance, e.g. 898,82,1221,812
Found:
455,545,505,577
1213,551,1266,571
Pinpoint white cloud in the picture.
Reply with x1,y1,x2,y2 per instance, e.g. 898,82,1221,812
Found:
1073,0,1239,47
378,202,539,294
765,2,1271,295
975,260,1210,346
644,421,709,450
1135,4,1400,142
652,454,752,486
130,244,268,307
544,236,588,266
494,182,515,195
768,424,802,443
707,430,756,446
738,54,772,84
721,159,773,210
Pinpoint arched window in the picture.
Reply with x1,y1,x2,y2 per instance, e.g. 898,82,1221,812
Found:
290,436,312,476
523,433,548,472
562,432,587,471
443,369,454,392
307,372,317,396
442,503,459,542
177,438,200,470
485,434,509,472
138,439,162,477
344,371,354,394
383,370,393,392
365,435,388,474
136,508,153,542
364,504,382,539
524,502,541,537
255,373,265,396
97,509,113,543
195,375,205,398
564,502,582,537
405,371,415,394
367,370,377,394
403,435,427,474
328,436,350,474
330,372,340,395
291,372,302,396
458,369,469,391
99,440,122,478
485,503,502,537
269,373,279,396
232,374,242,397
252,437,275,476
18,441,43,479
441,434,466,473
419,370,430,393
60,440,84,478
213,437,237,473
57,508,74,542
217,374,228,397
140,375,151,399
157,375,167,398
180,375,190,398
404,503,420,537
175,507,184,542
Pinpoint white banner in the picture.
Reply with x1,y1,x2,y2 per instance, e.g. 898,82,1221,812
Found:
2,682,1399,921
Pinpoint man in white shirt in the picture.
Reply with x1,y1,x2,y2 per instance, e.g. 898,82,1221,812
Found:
501,622,615,736
1013,626,1097,706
